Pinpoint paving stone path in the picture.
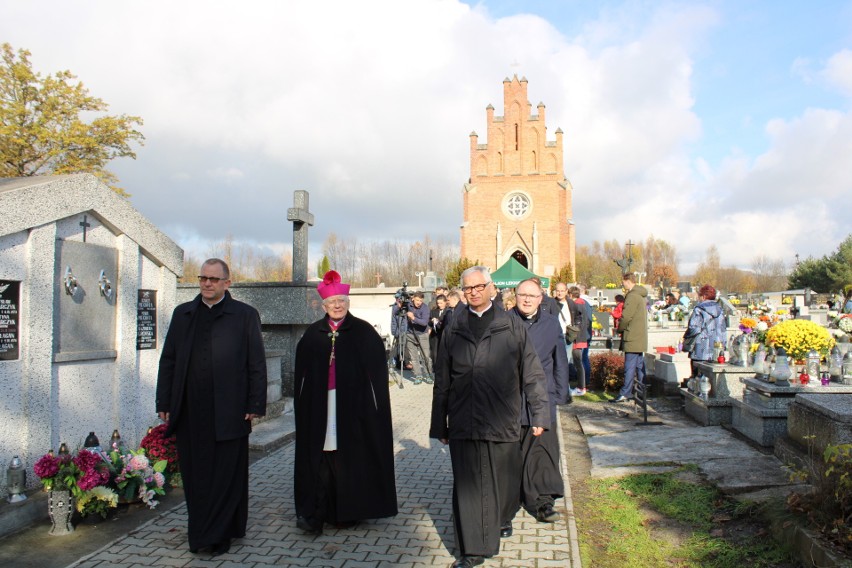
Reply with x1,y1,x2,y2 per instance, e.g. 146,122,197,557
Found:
67,382,575,567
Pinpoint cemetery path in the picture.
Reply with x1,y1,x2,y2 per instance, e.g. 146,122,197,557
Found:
59,380,577,568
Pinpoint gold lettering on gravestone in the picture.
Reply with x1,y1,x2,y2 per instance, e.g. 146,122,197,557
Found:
136,290,157,350
0,280,21,360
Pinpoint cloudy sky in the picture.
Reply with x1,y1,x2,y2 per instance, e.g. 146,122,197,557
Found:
3,0,851,274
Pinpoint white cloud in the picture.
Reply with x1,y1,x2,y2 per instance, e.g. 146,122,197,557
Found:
2,0,850,276
821,49,852,97
206,167,245,182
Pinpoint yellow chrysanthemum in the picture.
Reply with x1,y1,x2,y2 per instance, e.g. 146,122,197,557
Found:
764,319,835,361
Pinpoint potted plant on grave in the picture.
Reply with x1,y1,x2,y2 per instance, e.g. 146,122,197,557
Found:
109,448,167,509
76,485,119,521
763,319,836,363
33,448,115,533
139,423,180,488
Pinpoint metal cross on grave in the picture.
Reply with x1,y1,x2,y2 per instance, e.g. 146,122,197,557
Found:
287,190,315,283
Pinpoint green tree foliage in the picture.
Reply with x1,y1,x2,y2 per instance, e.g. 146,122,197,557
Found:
317,255,330,278
549,263,575,293
0,43,144,196
788,234,852,293
445,258,479,289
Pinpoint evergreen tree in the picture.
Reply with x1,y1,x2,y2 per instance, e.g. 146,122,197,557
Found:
445,258,479,289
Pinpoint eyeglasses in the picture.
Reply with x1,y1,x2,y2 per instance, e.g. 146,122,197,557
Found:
516,293,542,300
323,298,348,306
198,276,228,283
461,282,491,294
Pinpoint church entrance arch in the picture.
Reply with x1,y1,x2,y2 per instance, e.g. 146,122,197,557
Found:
512,250,529,268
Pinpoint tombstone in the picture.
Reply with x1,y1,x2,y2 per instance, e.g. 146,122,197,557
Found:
0,174,183,497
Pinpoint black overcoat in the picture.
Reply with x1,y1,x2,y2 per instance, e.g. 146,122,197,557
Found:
156,291,267,440
429,307,549,442
293,314,398,522
510,308,571,425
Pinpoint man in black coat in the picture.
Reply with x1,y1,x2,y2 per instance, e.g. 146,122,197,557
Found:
430,266,549,568
509,278,571,530
156,258,267,556
293,271,397,534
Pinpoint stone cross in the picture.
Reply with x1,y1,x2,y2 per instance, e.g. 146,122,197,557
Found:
287,190,314,283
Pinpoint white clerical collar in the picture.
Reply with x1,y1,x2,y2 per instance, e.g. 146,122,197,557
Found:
329,316,345,327
202,295,227,308
525,310,538,320
468,302,493,317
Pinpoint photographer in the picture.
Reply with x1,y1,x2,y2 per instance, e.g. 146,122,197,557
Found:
406,291,433,384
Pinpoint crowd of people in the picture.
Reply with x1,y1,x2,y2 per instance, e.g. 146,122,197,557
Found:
157,259,739,566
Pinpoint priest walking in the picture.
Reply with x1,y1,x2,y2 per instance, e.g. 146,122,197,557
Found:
293,270,398,533
156,258,267,556
430,266,549,568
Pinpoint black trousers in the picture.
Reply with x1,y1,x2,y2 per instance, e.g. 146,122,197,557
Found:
449,439,521,557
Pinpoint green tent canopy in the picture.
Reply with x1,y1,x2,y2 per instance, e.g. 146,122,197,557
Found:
490,257,550,289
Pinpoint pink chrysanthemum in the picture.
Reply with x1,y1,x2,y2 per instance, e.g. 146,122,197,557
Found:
129,454,149,471
77,470,103,491
73,449,101,473
33,454,59,479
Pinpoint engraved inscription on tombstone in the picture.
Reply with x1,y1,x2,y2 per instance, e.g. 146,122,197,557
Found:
136,290,157,350
0,280,20,360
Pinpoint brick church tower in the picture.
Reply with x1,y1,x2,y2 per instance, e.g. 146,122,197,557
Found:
460,75,575,279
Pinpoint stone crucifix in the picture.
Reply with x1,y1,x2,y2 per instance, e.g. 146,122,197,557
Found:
287,190,314,283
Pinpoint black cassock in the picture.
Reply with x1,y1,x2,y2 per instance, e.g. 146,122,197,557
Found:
294,314,398,523
157,293,267,551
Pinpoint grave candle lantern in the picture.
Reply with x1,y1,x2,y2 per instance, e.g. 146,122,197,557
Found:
829,346,843,380
110,430,123,453
770,347,792,387
6,456,27,503
806,350,821,380
753,344,767,378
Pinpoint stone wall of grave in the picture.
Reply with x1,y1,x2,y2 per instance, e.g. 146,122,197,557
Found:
0,174,184,496
0,216,178,490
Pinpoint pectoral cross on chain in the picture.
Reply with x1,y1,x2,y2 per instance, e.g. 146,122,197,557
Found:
328,330,339,365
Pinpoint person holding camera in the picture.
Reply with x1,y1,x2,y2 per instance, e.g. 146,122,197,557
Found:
406,291,432,384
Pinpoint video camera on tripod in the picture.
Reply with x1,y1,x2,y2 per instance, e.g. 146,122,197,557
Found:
391,282,413,310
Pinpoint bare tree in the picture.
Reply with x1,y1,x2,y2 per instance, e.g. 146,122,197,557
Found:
751,254,788,292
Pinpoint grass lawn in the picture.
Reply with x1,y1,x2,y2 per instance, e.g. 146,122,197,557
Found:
574,467,800,568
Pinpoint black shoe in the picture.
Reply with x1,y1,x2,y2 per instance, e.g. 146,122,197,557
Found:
451,556,485,568
536,503,560,523
610,395,628,403
296,516,323,534
500,522,513,538
210,539,231,556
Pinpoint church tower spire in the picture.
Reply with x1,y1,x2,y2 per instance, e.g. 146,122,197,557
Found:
460,76,575,280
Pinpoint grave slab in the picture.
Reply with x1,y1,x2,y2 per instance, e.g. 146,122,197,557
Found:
584,423,797,495
787,393,852,456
